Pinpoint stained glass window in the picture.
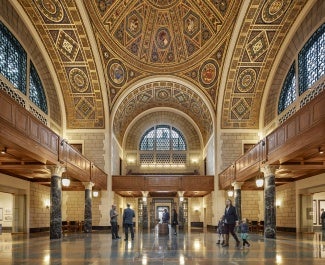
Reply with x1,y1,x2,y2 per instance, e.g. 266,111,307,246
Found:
0,21,27,94
29,62,48,114
139,125,187,151
278,63,296,114
298,23,325,95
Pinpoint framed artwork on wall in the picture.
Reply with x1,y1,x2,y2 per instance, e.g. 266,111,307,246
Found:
0,208,2,221
313,200,317,224
319,200,325,225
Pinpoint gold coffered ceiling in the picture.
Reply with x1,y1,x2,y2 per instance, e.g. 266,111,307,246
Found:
14,0,308,138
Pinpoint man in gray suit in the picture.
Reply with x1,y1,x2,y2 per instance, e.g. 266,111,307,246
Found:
123,203,135,241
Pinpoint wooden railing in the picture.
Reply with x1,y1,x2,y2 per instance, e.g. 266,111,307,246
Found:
219,90,325,189
112,175,214,192
0,90,107,190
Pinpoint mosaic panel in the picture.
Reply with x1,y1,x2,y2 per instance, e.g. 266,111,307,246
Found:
87,0,241,106
113,81,213,145
17,0,105,129
221,0,307,128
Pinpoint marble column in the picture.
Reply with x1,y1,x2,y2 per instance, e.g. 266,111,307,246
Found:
83,182,94,233
178,191,185,229
141,191,149,229
49,165,65,239
232,182,244,222
261,165,277,238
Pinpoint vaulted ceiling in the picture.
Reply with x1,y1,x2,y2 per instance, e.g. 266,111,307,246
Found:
10,0,310,144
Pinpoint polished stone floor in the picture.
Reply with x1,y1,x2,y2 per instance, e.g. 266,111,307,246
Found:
0,227,325,264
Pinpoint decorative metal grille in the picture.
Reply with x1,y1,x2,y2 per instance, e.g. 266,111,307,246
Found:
139,125,187,151
0,21,27,94
156,153,171,164
139,125,187,165
139,127,154,150
300,79,325,108
278,63,296,114
0,79,26,108
29,62,48,114
298,23,325,95
139,153,154,164
172,153,186,164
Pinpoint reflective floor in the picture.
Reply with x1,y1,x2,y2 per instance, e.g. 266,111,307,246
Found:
1,227,325,264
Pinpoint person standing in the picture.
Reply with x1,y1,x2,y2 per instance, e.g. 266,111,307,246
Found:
171,209,178,235
162,208,170,223
110,204,120,239
123,203,135,241
321,208,325,230
223,199,240,248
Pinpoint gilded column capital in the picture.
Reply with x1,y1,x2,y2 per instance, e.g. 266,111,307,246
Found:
231,181,245,190
48,165,66,177
82,182,95,190
261,165,279,177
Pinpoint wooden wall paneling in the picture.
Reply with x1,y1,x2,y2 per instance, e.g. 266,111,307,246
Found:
0,93,15,124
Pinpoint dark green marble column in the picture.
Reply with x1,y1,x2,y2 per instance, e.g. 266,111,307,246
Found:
233,182,244,222
83,182,94,233
262,165,277,239
50,166,65,239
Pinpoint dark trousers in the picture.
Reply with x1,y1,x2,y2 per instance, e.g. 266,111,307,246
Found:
124,223,134,240
224,223,239,242
111,221,119,238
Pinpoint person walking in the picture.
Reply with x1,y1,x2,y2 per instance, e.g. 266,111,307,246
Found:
171,209,178,235
216,215,225,245
123,203,135,241
239,218,250,248
222,199,240,248
162,208,170,223
110,204,120,239
321,208,325,230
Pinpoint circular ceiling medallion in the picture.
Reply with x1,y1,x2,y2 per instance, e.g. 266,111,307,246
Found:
35,0,64,22
107,59,127,87
262,0,290,23
89,0,239,72
237,68,256,93
155,28,171,49
69,68,89,93
199,60,218,88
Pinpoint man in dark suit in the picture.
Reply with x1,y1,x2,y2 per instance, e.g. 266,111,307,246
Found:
162,208,170,223
123,203,135,241
223,199,240,248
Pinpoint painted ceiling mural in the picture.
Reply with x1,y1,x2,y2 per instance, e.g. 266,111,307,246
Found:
14,0,307,138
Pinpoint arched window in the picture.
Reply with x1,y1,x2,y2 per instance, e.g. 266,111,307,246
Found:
298,23,325,95
139,125,187,165
278,23,324,115
0,21,27,94
139,125,187,151
0,21,48,115
30,62,48,114
278,63,296,114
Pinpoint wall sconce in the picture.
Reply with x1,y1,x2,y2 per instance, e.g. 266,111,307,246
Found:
1,147,7,154
45,199,50,209
179,196,184,202
62,177,70,187
276,201,281,208
92,190,99,198
319,147,324,154
227,190,234,197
